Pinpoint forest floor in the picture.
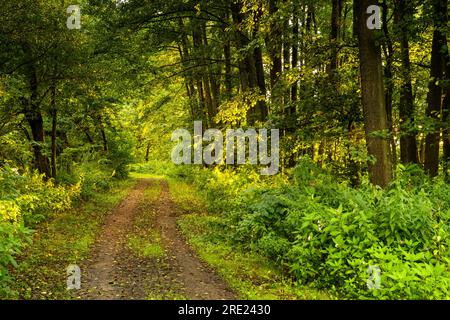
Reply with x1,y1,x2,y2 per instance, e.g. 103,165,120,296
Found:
80,178,235,300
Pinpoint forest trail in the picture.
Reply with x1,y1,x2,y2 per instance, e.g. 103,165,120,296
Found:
80,178,235,300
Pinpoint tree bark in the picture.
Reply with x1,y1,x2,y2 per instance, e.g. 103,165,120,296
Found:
24,56,51,178
231,1,267,124
424,0,447,177
51,86,57,179
354,0,393,187
99,117,108,152
193,26,215,127
381,0,397,168
291,0,299,106
328,0,343,76
145,142,151,162
395,0,419,165
267,0,282,96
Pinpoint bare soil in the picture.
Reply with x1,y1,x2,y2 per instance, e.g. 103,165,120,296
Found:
80,179,235,300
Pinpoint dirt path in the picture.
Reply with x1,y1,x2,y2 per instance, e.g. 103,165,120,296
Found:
80,179,234,300
154,181,235,300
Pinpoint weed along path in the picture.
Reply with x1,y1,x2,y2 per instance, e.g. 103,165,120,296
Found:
80,178,235,300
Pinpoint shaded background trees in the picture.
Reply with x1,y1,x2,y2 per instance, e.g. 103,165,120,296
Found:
1,0,450,185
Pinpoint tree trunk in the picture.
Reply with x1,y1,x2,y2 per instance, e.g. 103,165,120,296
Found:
145,142,151,162
354,0,393,187
395,0,419,165
224,40,233,98
267,0,282,96
424,0,447,177
24,59,51,178
291,0,299,105
328,0,342,76
442,84,450,181
252,3,268,122
382,0,397,168
283,15,291,109
99,117,108,152
51,86,57,179
231,0,267,124
26,110,51,178
193,27,215,127
202,25,220,120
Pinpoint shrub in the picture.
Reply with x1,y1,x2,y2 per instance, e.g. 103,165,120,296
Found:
0,165,82,296
182,158,450,299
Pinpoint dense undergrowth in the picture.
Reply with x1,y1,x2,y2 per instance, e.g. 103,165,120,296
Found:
0,159,131,297
166,159,450,299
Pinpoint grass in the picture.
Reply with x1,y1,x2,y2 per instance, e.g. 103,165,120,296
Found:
167,178,206,215
178,215,333,300
168,178,333,300
147,290,187,300
129,172,165,181
6,178,136,300
127,178,165,259
127,232,164,259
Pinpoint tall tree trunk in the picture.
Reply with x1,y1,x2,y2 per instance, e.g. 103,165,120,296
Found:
178,19,199,120
425,0,447,177
382,0,397,168
355,0,393,187
252,3,268,122
442,80,450,181
267,0,282,97
441,29,450,181
193,26,214,127
395,0,419,164
328,0,342,76
51,86,57,179
231,1,251,93
283,15,291,109
24,59,51,178
202,25,220,120
224,39,233,98
196,79,206,122
26,110,51,178
231,0,267,124
99,117,108,153
145,142,151,162
291,0,299,106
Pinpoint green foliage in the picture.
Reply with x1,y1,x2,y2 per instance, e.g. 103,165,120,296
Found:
0,160,133,297
182,159,450,299
178,214,331,300
6,178,136,299
106,131,135,180
0,165,83,296
0,216,32,297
